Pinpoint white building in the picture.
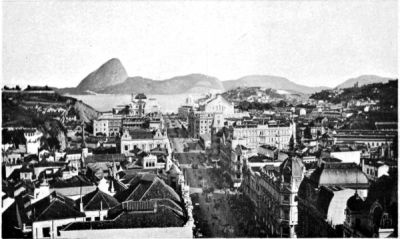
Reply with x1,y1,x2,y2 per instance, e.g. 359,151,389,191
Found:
31,192,85,239
93,113,122,136
121,128,171,155
230,123,294,150
24,129,43,155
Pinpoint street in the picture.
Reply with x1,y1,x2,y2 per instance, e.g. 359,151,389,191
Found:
166,114,258,238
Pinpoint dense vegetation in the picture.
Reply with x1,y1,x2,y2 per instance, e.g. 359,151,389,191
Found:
310,80,398,109
2,91,96,150
236,101,274,111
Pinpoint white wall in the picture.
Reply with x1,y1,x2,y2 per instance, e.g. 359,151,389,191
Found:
61,226,193,239
330,151,361,165
33,217,85,239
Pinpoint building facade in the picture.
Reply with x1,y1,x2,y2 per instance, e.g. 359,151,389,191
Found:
120,129,171,155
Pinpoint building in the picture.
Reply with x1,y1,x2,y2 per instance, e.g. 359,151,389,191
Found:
230,121,294,150
361,159,395,181
201,94,234,115
188,94,234,138
113,93,160,117
120,128,171,155
242,156,305,237
343,174,397,238
297,162,370,237
24,129,43,155
61,173,193,239
76,187,120,222
333,130,397,149
188,111,215,138
29,191,86,239
93,113,122,136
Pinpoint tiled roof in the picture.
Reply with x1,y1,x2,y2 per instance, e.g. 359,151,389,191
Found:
114,173,181,203
77,188,119,211
50,175,94,188
30,191,85,221
63,198,186,231
310,163,369,188
85,154,126,163
127,129,154,139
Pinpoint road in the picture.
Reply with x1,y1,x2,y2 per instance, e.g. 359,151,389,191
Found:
166,113,252,237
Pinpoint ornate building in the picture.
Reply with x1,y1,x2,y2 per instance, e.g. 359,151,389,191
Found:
120,128,171,156
241,156,305,237
297,162,370,237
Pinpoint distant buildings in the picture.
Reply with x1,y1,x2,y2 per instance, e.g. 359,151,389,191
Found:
93,93,162,136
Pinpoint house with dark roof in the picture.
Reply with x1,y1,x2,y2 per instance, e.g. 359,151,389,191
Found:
49,175,97,200
114,173,181,203
60,198,193,239
76,187,119,222
28,191,86,239
60,171,194,239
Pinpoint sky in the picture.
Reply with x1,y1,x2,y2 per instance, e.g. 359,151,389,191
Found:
2,0,398,88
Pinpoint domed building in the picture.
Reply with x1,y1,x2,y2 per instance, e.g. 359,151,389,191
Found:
343,174,397,238
297,162,370,237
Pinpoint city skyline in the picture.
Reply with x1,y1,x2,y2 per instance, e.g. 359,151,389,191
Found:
3,0,398,88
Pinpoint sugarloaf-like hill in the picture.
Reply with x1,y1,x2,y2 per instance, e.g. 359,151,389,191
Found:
57,58,394,95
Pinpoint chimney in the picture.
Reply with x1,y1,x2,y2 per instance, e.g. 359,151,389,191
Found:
80,197,84,212
110,180,115,193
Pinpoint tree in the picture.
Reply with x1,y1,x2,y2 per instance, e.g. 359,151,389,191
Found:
15,85,21,91
277,100,287,108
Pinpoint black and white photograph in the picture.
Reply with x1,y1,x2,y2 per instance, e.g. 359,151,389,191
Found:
1,0,398,238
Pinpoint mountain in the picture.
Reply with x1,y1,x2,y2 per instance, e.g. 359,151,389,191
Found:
98,74,224,94
58,59,335,95
335,75,394,89
76,58,128,91
223,75,329,94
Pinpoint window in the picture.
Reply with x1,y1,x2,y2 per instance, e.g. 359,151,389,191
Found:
125,145,128,151
95,217,100,221
284,195,290,202
57,226,63,236
43,227,50,237
86,217,92,221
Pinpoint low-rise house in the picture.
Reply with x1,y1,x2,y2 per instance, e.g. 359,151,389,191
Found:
76,187,120,222
361,159,395,181
29,191,86,239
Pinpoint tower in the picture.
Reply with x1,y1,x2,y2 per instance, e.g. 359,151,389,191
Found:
280,156,305,238
24,130,43,155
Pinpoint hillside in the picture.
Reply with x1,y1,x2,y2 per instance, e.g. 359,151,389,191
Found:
98,74,224,94
2,91,99,150
223,75,329,94
311,80,398,109
335,75,393,89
